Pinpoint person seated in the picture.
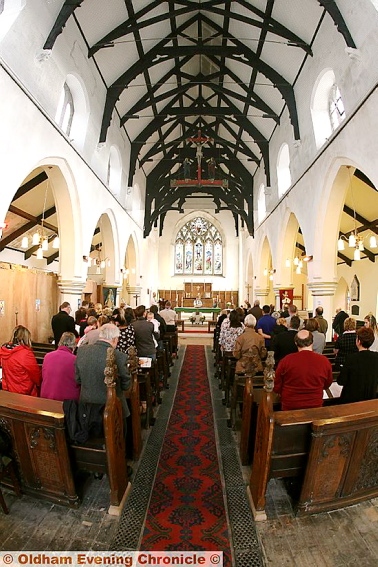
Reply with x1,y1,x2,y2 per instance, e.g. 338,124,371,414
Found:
233,314,267,374
304,318,325,354
337,327,378,403
0,325,41,396
75,323,131,428
274,329,333,411
41,332,80,401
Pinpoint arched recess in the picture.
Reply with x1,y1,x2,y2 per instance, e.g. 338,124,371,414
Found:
86,212,119,302
259,236,274,305
277,143,292,198
245,251,254,304
107,145,122,196
55,73,89,150
334,276,349,313
121,234,138,305
279,210,309,290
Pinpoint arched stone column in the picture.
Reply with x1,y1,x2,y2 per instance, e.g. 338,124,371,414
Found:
307,281,338,341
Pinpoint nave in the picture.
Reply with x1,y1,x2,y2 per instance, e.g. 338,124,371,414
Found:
0,335,377,567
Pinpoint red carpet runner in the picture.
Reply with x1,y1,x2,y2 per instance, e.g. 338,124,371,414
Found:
141,345,232,562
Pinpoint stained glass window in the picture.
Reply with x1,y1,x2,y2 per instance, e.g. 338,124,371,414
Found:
175,218,223,275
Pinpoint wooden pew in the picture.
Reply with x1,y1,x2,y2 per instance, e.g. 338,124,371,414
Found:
248,392,378,520
238,376,280,465
0,391,79,508
0,347,140,514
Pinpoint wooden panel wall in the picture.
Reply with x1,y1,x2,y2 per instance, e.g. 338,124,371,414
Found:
0,262,59,344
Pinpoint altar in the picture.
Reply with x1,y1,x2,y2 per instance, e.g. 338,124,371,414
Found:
175,307,221,321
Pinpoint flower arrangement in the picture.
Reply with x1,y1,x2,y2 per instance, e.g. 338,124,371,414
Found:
189,312,206,325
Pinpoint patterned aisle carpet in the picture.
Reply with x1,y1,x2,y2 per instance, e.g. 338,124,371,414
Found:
112,344,263,567
140,345,232,563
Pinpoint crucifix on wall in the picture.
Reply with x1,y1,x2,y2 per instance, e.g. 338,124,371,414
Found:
133,293,140,307
245,283,252,302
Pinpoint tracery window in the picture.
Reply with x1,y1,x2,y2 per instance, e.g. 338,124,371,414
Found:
175,217,223,276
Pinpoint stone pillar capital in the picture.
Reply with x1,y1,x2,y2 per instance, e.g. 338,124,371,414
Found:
307,281,338,297
57,279,86,296
254,288,270,298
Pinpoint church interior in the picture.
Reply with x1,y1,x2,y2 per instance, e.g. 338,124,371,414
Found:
1,1,378,565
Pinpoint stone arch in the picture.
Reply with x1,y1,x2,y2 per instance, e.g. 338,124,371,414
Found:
36,158,82,280
87,211,120,289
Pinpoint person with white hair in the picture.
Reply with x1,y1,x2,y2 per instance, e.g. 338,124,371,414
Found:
233,314,267,374
75,323,131,424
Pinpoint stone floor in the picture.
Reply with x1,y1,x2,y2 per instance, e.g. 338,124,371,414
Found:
0,335,378,567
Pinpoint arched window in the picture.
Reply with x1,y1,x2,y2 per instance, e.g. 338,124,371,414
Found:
277,143,292,197
56,83,74,136
107,146,122,195
55,74,89,149
257,184,266,225
175,217,223,276
311,69,346,149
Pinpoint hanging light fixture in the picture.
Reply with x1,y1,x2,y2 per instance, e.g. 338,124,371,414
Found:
36,246,43,260
21,236,29,249
263,268,276,280
52,235,60,248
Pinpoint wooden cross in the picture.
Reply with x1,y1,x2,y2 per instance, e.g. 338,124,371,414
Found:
133,293,140,307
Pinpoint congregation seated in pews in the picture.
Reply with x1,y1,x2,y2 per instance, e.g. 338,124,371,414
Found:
0,299,179,512
212,306,378,518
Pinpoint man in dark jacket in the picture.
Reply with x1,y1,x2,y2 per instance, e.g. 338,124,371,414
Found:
132,305,160,359
272,315,301,364
51,301,78,347
337,327,378,403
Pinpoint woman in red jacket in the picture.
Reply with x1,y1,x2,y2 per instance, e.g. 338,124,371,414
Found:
0,326,41,396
